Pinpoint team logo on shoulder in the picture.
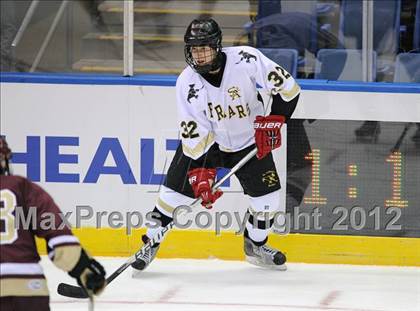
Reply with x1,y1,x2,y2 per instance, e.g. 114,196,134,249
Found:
262,170,279,187
187,84,202,103
228,86,241,100
236,50,257,64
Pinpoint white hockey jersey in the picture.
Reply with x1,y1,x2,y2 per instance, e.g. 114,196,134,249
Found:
176,46,300,160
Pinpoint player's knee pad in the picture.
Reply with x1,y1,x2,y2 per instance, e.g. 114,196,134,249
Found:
248,189,283,218
155,185,195,219
146,186,195,241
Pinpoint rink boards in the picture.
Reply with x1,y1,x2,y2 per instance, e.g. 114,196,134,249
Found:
1,73,419,266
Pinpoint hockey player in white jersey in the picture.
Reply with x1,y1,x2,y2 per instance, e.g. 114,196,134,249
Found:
132,18,300,273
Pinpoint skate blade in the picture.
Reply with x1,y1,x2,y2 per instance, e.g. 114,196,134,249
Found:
131,267,144,278
245,256,287,271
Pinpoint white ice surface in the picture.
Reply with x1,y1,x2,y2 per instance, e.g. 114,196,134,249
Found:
43,256,420,311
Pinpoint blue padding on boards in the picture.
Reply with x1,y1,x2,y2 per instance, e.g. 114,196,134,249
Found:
1,72,419,93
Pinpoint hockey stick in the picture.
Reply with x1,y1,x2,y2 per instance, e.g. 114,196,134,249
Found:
88,296,94,311
57,147,258,299
390,123,413,153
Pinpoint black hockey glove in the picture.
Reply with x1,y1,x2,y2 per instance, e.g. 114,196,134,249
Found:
69,248,106,296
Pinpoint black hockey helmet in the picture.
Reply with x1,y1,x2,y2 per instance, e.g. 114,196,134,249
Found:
184,18,223,74
0,136,12,175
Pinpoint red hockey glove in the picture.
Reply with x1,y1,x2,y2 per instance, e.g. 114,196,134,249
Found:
188,168,223,209
254,115,285,159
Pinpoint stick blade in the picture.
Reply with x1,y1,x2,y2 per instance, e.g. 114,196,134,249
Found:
57,283,88,299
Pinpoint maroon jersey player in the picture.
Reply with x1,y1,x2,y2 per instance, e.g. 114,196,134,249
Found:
0,137,106,311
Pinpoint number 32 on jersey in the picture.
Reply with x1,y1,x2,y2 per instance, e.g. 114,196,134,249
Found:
181,121,199,139
268,66,291,92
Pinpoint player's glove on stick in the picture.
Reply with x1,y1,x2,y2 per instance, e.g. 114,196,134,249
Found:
254,115,285,159
69,249,106,296
188,168,223,209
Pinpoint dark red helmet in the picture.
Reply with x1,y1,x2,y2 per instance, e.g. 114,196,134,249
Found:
0,136,12,175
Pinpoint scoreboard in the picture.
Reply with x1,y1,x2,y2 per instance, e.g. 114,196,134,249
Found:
286,119,420,237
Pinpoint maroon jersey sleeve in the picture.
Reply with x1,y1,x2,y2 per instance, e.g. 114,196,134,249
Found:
23,178,82,271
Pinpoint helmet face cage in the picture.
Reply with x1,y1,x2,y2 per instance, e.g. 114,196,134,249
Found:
184,19,223,74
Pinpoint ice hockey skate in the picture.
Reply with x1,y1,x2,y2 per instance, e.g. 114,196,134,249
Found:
131,234,160,277
244,236,287,271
